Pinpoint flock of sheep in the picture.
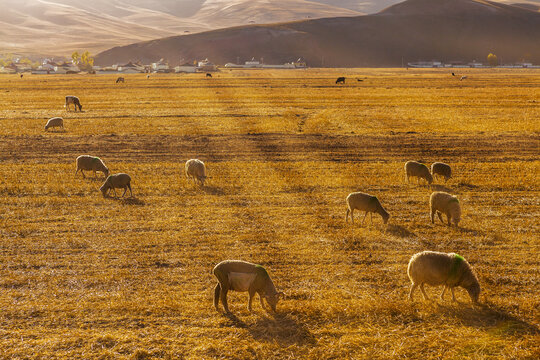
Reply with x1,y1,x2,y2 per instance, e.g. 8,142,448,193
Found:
47,92,480,315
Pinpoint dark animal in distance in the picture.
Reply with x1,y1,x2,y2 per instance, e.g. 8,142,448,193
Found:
206,73,212,78
336,77,346,84
452,72,455,76
65,96,82,112
116,77,124,83
357,78,363,82
20,74,23,78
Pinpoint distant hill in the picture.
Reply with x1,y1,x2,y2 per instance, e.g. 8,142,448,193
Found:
95,0,540,67
0,0,362,56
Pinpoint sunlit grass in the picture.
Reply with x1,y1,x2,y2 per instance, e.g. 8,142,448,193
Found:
0,69,538,358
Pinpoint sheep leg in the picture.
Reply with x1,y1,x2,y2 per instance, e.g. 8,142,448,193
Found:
248,289,256,312
446,213,452,226
370,212,373,225
122,186,127,197
220,288,230,313
214,283,221,311
93,170,96,178
362,211,368,225
430,208,436,224
440,286,447,300
345,209,350,223
350,209,355,224
420,284,429,300
127,183,132,197
112,188,118,198
409,283,418,301
450,287,456,301
437,211,444,224
259,292,266,310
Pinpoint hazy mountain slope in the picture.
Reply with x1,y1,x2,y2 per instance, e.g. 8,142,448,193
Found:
0,0,363,56
94,0,540,67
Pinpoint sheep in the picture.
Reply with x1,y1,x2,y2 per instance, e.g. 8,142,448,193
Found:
430,191,461,226
44,117,63,131
100,173,132,198
407,251,480,303
335,77,346,84
75,155,109,179
460,76,468,81
185,159,207,186
65,96,82,112
116,77,125,83
405,161,433,184
431,162,452,182
206,73,212,78
213,260,283,313
346,192,390,225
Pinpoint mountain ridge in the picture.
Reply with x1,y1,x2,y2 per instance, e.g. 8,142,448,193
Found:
94,0,540,67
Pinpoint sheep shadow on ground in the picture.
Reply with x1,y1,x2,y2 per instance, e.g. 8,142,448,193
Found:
247,312,316,346
105,196,144,206
437,302,539,336
385,224,417,238
202,185,226,196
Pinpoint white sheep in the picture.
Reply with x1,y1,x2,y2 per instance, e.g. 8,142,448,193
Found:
100,173,132,198
44,117,64,131
405,161,433,184
431,162,452,182
430,191,461,226
346,192,390,225
407,251,480,303
213,260,283,313
185,159,207,186
75,155,109,178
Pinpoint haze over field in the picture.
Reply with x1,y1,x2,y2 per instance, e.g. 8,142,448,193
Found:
1,0,539,57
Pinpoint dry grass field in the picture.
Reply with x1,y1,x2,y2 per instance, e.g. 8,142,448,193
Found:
0,68,538,359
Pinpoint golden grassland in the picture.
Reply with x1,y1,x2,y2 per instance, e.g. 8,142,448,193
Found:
0,68,538,359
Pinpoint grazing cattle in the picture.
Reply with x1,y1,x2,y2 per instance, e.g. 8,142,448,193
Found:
335,77,346,84
116,77,125,83
65,96,82,112
452,72,455,76
206,73,212,78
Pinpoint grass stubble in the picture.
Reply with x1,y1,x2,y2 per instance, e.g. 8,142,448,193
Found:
0,69,538,359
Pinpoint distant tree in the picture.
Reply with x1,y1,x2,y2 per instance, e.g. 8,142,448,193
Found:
71,51,80,65
78,51,94,71
487,53,498,67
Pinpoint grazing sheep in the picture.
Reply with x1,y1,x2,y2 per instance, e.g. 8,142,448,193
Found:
430,191,461,226
100,173,132,198
335,76,346,84
408,251,480,303
206,73,212,78
346,192,390,225
405,161,433,184
431,162,452,182
185,159,207,186
451,72,455,76
65,96,82,112
213,260,283,313
460,76,468,81
146,74,150,79
75,155,109,178
116,77,125,83
44,117,63,131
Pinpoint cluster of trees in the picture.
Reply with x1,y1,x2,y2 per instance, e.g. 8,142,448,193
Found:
0,55,39,68
487,53,498,67
71,51,94,71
